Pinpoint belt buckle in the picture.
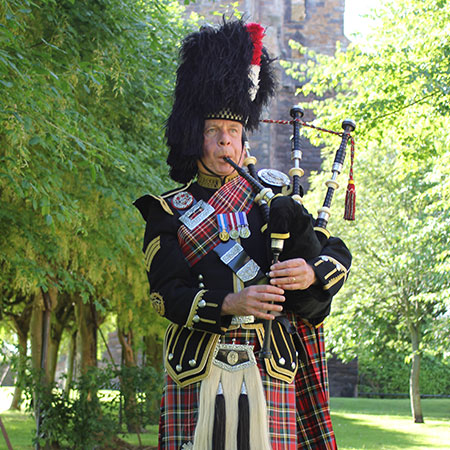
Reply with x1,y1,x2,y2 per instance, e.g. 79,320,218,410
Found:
231,315,255,325
213,343,256,372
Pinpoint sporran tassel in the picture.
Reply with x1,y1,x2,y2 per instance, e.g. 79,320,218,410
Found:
212,382,226,450
237,381,250,450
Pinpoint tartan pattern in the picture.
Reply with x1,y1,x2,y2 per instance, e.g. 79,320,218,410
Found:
289,314,336,450
177,176,254,266
158,327,297,449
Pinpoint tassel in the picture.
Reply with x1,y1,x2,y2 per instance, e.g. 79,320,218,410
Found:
212,382,226,450
344,180,356,220
237,381,250,450
344,136,356,221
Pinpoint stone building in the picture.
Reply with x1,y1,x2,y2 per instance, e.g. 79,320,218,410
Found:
180,0,357,398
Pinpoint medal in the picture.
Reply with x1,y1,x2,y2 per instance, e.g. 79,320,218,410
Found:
238,212,251,239
219,231,230,241
228,213,240,240
217,214,230,242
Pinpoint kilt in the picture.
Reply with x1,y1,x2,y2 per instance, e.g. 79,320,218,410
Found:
158,326,297,450
291,316,336,450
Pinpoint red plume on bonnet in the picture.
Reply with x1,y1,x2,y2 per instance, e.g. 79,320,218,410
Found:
246,23,265,65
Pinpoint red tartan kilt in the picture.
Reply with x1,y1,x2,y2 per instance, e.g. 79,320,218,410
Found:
292,316,337,450
158,319,336,450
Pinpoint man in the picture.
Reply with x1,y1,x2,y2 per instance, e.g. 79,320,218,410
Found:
135,19,350,450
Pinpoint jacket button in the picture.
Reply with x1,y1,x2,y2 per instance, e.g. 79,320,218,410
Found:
189,359,196,367
279,357,286,365
168,353,174,360
198,300,206,308
193,315,200,323
176,364,182,372
291,362,296,369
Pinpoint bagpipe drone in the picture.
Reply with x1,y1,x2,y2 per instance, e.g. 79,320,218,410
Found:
225,106,356,358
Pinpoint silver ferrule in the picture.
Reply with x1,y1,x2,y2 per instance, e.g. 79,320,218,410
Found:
331,162,343,174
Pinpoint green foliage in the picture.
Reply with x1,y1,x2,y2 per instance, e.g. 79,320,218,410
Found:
282,0,450,410
282,0,450,379
24,367,118,449
23,364,163,448
0,0,189,439
0,0,188,352
119,364,164,427
358,353,450,396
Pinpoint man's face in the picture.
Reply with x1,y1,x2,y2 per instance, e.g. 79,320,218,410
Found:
198,119,243,177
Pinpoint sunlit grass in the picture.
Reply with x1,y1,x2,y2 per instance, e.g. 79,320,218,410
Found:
331,398,450,450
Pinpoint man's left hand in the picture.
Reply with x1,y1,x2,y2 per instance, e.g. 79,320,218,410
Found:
269,258,317,290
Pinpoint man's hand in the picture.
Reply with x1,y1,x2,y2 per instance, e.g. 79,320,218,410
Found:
221,285,285,320
269,258,317,290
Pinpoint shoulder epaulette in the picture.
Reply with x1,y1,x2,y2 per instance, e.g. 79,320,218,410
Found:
134,182,192,219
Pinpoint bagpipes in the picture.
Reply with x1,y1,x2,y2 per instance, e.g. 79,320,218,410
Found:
224,106,356,359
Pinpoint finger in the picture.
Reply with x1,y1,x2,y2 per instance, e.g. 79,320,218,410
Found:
268,268,296,279
252,292,285,303
252,303,283,320
270,258,306,271
275,282,298,291
250,285,285,295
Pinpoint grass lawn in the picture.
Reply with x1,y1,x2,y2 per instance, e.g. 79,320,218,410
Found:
330,397,450,450
0,388,448,449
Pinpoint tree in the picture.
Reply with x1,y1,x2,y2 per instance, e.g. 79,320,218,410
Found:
1,0,189,441
282,0,450,422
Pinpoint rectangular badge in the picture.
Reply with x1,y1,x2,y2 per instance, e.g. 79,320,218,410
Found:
179,200,215,230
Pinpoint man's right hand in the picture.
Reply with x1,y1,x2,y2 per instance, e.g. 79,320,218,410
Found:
221,285,285,320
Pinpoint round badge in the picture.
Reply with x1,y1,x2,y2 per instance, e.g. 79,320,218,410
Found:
171,191,194,210
257,168,290,187
227,350,239,366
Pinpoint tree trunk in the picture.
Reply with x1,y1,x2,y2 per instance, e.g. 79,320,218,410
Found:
409,322,424,423
75,296,97,374
65,329,77,394
9,303,32,411
30,288,57,449
117,326,142,434
143,332,163,368
48,294,75,385
9,331,27,410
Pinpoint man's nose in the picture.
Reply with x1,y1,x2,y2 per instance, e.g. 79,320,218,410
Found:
218,130,231,146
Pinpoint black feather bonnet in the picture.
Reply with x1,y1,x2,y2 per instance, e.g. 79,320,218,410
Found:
165,18,277,183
